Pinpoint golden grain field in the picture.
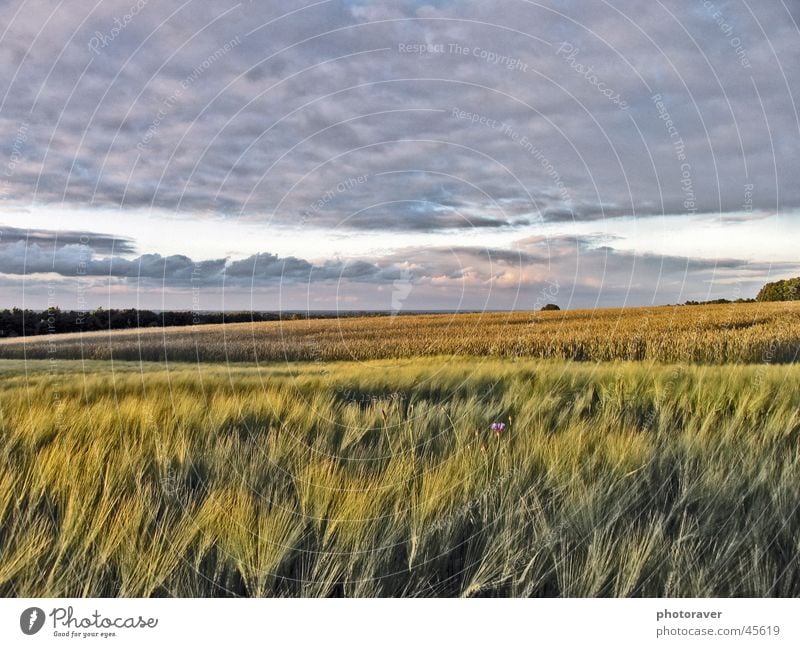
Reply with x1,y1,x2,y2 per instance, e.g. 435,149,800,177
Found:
0,355,797,596
1,304,799,597
0,302,798,364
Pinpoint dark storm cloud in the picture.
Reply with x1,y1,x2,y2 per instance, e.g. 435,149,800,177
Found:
1,0,798,230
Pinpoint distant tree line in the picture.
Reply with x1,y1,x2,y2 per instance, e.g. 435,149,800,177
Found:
683,298,755,306
756,277,800,302
0,308,376,338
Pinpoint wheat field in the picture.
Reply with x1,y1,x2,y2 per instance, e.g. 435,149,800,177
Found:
1,351,799,597
1,301,798,364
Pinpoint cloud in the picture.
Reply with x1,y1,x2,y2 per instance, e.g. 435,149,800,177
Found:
0,236,398,288
2,2,799,310
0,226,136,254
0,0,797,233
3,228,800,310
359,234,800,309
226,252,398,283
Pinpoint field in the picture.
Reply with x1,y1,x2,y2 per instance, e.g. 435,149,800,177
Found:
0,303,799,597
1,301,798,364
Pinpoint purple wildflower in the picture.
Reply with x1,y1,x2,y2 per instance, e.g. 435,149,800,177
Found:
490,422,506,436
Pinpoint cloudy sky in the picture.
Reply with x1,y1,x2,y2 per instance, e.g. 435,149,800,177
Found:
1,0,799,311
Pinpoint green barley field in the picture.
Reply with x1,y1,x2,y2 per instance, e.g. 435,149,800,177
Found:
1,305,799,597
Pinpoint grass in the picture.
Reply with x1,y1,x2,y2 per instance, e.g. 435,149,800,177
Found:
1,356,799,597
1,301,799,364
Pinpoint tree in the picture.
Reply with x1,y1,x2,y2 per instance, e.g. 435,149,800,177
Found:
756,277,800,302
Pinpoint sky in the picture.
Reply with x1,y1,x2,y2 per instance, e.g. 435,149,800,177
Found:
1,0,799,311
